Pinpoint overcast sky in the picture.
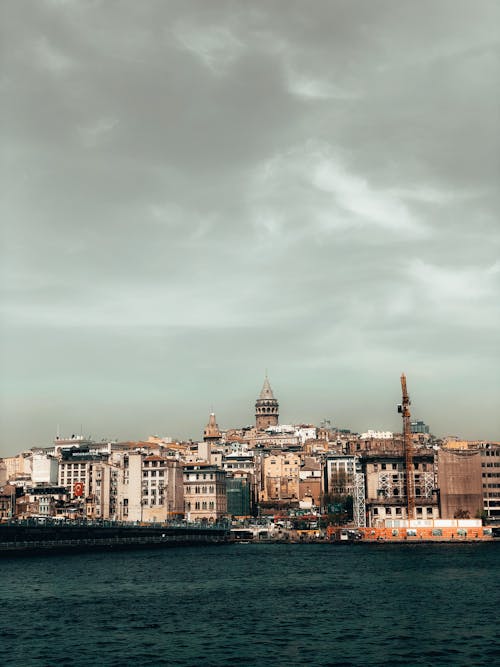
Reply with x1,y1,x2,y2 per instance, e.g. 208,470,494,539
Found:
1,0,499,455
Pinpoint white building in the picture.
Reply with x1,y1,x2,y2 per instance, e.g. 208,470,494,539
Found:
32,454,59,485
360,430,393,440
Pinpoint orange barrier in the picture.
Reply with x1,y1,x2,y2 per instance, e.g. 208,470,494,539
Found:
359,526,493,542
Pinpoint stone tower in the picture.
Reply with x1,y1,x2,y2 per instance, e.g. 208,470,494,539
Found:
203,412,221,443
255,376,279,431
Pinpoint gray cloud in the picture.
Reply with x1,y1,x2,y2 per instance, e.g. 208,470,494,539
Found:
1,0,499,453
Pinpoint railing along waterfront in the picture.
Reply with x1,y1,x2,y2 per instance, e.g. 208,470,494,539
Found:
0,518,231,555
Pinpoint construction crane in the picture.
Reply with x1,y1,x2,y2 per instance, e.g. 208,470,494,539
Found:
398,373,415,520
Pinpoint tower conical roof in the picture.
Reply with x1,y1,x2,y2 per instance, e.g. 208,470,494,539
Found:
259,376,275,400
204,411,221,439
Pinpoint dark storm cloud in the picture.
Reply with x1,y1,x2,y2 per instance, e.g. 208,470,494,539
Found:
1,0,499,452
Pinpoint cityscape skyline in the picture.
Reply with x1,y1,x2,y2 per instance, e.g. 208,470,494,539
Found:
0,371,498,457
2,1,499,454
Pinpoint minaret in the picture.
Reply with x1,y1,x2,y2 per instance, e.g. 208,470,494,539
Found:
203,412,221,443
255,375,279,430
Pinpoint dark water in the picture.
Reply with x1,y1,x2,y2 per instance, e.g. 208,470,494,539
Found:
1,543,499,666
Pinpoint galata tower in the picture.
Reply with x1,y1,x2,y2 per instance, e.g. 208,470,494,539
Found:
255,375,279,430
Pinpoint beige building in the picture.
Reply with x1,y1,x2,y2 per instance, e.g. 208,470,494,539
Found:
87,462,120,519
183,463,227,522
0,484,17,520
298,457,322,507
0,461,7,486
117,452,184,523
260,451,301,504
2,454,31,480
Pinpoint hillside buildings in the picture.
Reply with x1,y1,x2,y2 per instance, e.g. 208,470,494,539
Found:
0,375,498,528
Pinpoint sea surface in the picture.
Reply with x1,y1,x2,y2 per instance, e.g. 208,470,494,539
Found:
1,542,499,666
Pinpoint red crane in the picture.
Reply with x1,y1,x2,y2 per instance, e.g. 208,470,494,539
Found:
398,373,415,520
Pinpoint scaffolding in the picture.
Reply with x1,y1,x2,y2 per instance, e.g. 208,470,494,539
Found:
421,471,434,498
353,472,366,527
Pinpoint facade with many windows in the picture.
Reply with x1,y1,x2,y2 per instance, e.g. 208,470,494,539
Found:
481,445,500,521
363,450,439,526
183,464,227,521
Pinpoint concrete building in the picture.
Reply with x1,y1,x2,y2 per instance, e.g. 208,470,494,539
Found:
298,457,322,508
360,430,393,440
31,454,59,485
481,445,500,521
437,448,483,520
363,449,438,526
58,446,109,500
2,454,31,480
0,461,6,486
260,451,301,505
255,376,279,431
141,455,184,523
116,452,184,523
324,455,359,496
323,454,366,527
23,486,68,517
87,462,120,520
0,484,17,520
183,463,227,522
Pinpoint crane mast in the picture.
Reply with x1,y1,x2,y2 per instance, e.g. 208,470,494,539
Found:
399,373,415,520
